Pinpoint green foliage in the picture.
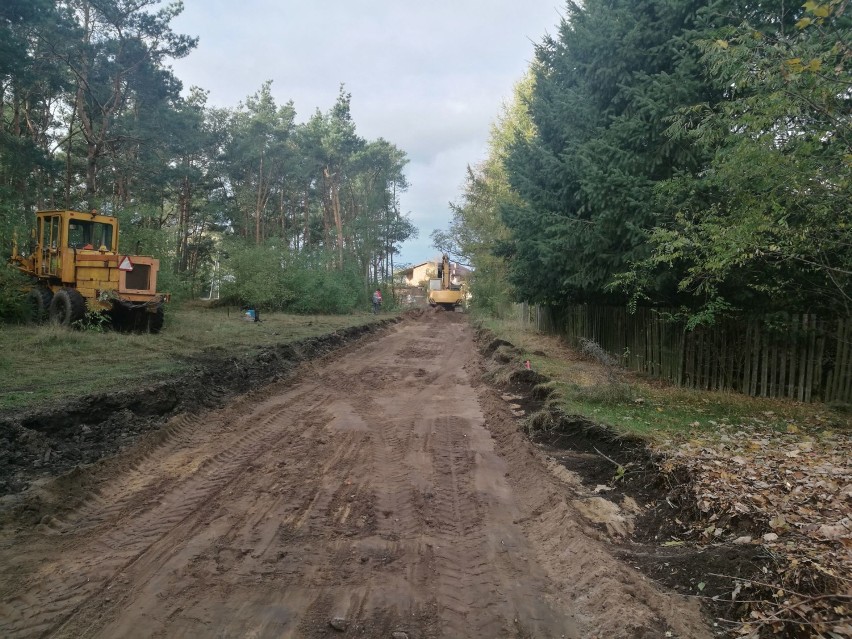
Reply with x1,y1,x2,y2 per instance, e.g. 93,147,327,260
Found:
1,3,413,309
280,254,362,315
626,0,851,317
220,239,362,314
435,73,537,316
0,266,29,323
72,310,111,333
466,255,513,317
220,241,294,311
459,0,849,325
501,0,714,307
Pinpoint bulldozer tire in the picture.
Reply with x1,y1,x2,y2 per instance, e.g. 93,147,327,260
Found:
28,287,53,323
147,307,165,334
49,288,86,327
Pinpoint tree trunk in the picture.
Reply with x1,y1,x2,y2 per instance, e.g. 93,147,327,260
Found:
178,175,191,272
324,166,344,268
85,142,98,199
303,185,311,248
255,151,264,245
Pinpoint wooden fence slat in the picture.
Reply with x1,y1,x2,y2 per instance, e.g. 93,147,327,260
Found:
751,324,761,396
813,322,825,402
841,320,852,402
830,318,841,402
531,304,848,403
798,314,809,402
760,328,769,397
742,321,752,395
728,321,737,390
717,328,724,391
703,330,712,390
779,314,788,398
656,314,662,378
771,339,779,398
805,315,817,403
694,330,703,389
845,333,852,403
789,314,799,399
834,319,848,401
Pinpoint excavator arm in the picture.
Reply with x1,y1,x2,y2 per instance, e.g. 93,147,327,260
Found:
428,253,463,310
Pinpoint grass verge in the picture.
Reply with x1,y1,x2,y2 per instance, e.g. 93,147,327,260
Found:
480,316,852,638
479,318,847,441
0,304,387,412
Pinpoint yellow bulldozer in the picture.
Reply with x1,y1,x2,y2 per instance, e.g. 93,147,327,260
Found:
10,209,167,332
427,253,464,311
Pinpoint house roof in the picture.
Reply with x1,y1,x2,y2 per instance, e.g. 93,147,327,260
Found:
398,259,473,278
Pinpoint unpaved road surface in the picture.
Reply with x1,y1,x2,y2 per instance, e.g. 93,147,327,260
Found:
0,313,712,638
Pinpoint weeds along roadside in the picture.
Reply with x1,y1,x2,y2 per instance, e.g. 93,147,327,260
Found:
0,305,386,413
475,317,851,639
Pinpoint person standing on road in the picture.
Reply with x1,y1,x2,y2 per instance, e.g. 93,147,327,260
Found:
372,288,382,314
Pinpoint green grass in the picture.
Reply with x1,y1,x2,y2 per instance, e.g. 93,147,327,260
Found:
482,318,848,441
0,305,386,412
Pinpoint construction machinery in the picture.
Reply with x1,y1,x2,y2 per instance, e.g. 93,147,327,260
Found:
427,253,464,311
10,209,167,332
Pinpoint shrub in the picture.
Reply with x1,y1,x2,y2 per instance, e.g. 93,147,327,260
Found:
220,239,363,314
0,266,30,324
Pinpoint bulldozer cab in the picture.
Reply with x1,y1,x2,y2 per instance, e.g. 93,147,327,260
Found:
66,219,114,251
33,210,118,281
12,208,166,331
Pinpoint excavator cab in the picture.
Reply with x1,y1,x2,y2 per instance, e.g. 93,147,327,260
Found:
427,253,463,310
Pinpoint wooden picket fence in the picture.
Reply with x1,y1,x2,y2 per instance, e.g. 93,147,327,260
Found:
514,304,852,403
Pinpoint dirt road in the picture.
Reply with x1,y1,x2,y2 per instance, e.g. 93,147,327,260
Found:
0,313,712,638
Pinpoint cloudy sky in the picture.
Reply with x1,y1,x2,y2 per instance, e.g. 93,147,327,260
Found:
168,0,562,266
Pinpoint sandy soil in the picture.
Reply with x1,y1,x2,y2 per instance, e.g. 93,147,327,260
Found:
0,313,712,638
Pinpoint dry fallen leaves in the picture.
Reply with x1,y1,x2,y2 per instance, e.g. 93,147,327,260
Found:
658,420,852,636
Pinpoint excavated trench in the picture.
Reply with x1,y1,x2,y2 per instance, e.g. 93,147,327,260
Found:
475,328,777,636
0,318,399,498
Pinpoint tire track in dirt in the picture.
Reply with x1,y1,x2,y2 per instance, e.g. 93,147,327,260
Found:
428,415,506,637
0,314,714,638
0,387,333,638
42,384,326,537
55,396,364,638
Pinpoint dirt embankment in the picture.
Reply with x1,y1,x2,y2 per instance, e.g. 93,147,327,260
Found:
0,318,399,497
475,327,850,639
0,312,714,639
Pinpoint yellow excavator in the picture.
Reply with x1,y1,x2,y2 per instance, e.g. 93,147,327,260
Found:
427,253,463,310
10,209,168,332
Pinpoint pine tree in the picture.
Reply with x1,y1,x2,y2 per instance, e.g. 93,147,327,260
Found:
502,0,716,306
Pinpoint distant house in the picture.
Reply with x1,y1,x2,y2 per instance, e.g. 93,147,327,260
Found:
399,258,471,288
401,261,436,287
